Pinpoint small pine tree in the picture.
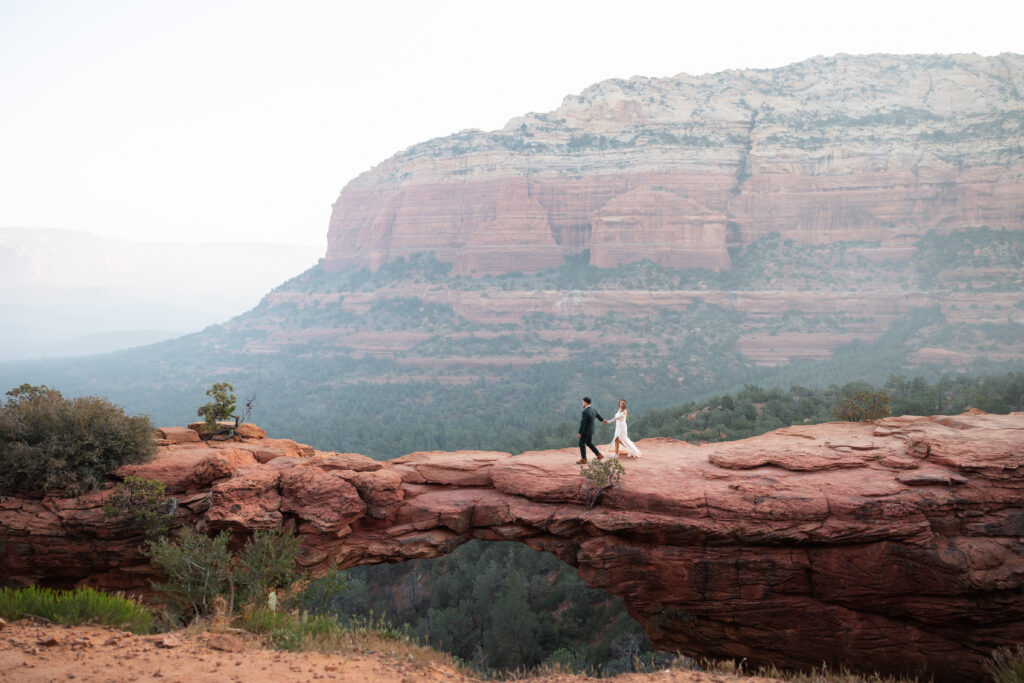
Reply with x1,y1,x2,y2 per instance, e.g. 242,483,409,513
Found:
196,382,236,431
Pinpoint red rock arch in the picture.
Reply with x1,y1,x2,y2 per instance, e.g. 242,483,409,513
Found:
2,412,1022,683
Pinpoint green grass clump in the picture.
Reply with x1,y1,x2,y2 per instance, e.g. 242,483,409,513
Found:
239,607,344,651
236,606,462,674
700,657,924,682
238,607,413,653
0,586,155,634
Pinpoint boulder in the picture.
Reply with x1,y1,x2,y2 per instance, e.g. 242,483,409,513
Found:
117,447,253,493
187,421,267,440
205,466,282,530
155,427,200,444
279,466,366,533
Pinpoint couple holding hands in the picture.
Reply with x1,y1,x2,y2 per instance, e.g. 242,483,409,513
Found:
575,396,642,464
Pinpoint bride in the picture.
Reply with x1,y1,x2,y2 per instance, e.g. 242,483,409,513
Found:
608,399,642,458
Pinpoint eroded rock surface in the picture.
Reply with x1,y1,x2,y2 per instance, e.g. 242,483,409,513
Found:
1,413,1022,682
324,54,1024,277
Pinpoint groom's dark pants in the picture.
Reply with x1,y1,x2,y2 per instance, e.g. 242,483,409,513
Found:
579,434,600,460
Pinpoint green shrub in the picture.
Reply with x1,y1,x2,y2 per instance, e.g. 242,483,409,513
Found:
985,644,1024,683
239,607,345,651
832,390,891,422
238,606,413,654
580,459,626,509
103,476,175,540
234,528,303,605
0,585,154,634
147,528,233,618
147,527,305,620
294,569,348,614
0,384,156,496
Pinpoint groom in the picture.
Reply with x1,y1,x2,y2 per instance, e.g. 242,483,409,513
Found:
576,397,607,464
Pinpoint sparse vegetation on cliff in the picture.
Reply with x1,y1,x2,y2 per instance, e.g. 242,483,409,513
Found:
580,459,626,509
916,226,1024,290
0,384,155,496
103,476,176,540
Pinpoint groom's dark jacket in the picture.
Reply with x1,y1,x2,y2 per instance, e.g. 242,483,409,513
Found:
578,405,605,437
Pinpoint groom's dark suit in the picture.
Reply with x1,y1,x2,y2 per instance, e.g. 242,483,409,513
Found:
577,405,605,461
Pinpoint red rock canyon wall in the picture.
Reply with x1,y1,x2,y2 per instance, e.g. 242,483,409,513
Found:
324,54,1024,276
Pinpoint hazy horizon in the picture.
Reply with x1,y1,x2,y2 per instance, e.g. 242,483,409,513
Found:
2,0,1021,249
0,226,321,361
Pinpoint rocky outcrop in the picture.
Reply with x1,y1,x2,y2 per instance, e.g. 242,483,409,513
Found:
324,53,1024,276
1,412,1022,682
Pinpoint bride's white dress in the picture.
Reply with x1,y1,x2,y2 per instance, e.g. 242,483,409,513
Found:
608,410,642,458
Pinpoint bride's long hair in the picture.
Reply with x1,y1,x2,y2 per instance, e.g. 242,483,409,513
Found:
618,399,627,414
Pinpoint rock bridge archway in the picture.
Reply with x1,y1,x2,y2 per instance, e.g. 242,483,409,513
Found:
2,412,1023,683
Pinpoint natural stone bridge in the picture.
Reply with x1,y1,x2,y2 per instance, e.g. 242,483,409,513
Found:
2,412,1022,682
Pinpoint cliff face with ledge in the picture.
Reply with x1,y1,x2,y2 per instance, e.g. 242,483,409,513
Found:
325,53,1024,276
1,412,1022,682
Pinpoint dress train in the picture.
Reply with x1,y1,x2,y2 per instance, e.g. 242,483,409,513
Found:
608,409,642,458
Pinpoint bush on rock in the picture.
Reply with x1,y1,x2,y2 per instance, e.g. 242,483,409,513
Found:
580,459,626,509
0,384,156,496
832,389,891,422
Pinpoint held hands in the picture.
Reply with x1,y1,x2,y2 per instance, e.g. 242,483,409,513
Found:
577,434,581,439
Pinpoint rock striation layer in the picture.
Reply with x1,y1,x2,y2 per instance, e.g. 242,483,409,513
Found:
1,413,1022,682
325,53,1024,276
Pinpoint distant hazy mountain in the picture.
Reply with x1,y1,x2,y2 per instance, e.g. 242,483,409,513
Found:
0,228,321,360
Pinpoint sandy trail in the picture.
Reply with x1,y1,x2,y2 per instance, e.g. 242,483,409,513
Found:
0,621,783,683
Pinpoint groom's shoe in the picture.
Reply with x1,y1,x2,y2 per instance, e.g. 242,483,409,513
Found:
575,458,587,464
596,452,604,460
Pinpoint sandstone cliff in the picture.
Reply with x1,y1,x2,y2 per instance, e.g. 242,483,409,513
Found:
325,53,1024,276
2,411,1021,682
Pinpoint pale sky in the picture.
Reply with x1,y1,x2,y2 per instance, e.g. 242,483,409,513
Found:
1,0,1020,250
